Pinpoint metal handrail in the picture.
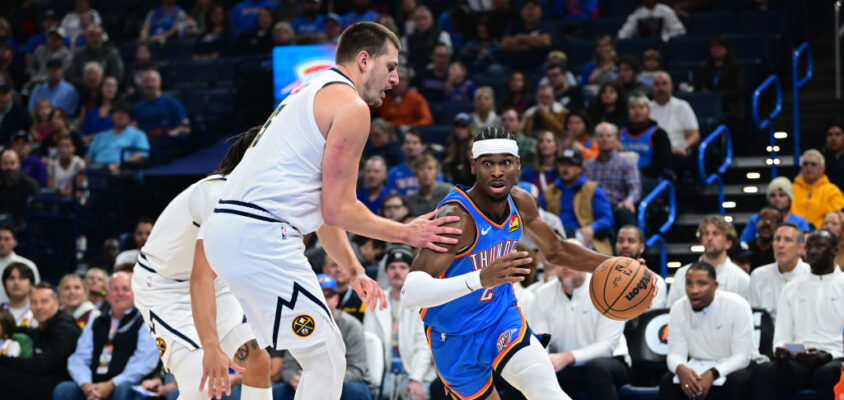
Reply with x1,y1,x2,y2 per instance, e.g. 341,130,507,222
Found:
792,42,813,166
752,74,783,177
698,125,733,216
637,180,676,279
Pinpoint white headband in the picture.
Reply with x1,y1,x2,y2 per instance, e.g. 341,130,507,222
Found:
472,139,519,159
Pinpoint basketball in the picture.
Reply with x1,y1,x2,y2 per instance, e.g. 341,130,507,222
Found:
589,256,656,321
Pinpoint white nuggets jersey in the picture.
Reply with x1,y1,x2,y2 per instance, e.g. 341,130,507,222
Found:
219,68,356,234
139,174,227,281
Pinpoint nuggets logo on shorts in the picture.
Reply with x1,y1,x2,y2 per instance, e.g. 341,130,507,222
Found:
496,328,517,352
508,214,519,233
291,314,315,338
155,337,167,357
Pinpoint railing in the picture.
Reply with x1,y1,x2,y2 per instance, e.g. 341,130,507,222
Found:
752,75,783,177
698,125,733,216
637,180,676,279
836,1,843,99
792,42,813,165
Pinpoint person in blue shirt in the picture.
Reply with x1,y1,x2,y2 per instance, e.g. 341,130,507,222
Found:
85,102,150,170
343,0,379,27
53,271,159,400
24,9,61,57
386,130,443,196
132,69,190,137
231,0,278,35
540,148,614,254
740,176,810,243
356,156,391,214
401,127,614,399
28,58,79,115
139,0,189,41
291,0,326,44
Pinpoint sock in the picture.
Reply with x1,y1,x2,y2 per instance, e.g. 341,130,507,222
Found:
240,385,272,400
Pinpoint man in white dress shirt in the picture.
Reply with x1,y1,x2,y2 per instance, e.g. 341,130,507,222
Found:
667,215,749,306
525,266,630,400
752,229,844,400
659,261,756,400
362,246,434,400
748,222,809,321
615,225,667,308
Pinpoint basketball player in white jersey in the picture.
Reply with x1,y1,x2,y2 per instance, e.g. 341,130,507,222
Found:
197,22,461,400
131,129,262,400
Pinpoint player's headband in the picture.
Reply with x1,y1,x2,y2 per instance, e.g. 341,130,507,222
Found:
471,139,519,159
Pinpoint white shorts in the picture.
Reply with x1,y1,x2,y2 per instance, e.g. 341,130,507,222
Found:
201,210,334,350
132,266,255,369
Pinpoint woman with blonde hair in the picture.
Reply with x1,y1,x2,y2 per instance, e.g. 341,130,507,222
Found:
470,86,499,130
580,35,617,88
59,274,100,329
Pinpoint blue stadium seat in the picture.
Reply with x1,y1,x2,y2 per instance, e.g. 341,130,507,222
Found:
665,36,710,68
432,100,474,126
687,11,737,36
156,39,195,61
675,92,724,128
738,58,764,91
580,16,626,40
615,38,662,59
562,40,594,76
709,0,739,10
414,125,451,147
737,10,789,37
472,74,508,100
603,0,640,17
666,67,695,86
169,60,218,90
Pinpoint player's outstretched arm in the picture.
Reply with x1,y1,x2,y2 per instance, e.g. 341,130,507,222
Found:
401,205,531,310
190,240,243,399
318,86,460,252
512,186,610,273
316,224,387,311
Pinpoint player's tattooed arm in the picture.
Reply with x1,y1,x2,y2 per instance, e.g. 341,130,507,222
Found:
511,186,610,273
233,340,259,364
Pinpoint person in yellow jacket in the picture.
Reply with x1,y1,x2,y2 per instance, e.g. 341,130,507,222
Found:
792,149,844,227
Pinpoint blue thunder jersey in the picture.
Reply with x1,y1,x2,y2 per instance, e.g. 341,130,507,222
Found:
421,186,523,335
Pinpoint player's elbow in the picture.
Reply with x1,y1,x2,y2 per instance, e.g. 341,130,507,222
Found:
322,204,344,227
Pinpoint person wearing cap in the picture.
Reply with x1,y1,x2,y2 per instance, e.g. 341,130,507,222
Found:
67,25,123,89
376,65,432,130
85,102,149,170
540,148,614,254
291,0,326,44
9,131,48,187
24,9,62,58
739,176,810,243
324,13,344,43
28,26,71,85
523,84,568,139
28,57,79,116
278,273,373,400
0,148,40,225
406,154,454,216
363,246,435,400
0,79,31,146
584,122,641,229
792,149,844,228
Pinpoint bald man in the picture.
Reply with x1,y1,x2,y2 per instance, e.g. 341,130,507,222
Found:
649,71,699,156
132,69,190,137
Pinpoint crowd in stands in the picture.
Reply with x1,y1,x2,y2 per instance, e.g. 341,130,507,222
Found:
0,0,840,399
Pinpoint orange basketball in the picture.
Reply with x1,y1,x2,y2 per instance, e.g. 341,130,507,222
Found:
589,256,656,321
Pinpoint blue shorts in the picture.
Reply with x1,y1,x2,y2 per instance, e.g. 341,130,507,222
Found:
426,305,535,400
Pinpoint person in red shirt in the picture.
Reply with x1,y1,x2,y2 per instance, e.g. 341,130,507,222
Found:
376,66,432,130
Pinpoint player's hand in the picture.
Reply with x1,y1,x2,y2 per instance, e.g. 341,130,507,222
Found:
676,365,702,398
479,251,532,288
406,211,462,252
405,379,426,400
774,346,793,361
696,370,715,399
291,373,301,391
141,378,162,391
200,344,245,399
351,273,387,311
549,352,575,372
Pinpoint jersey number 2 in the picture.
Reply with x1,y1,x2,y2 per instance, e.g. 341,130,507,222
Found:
480,288,494,302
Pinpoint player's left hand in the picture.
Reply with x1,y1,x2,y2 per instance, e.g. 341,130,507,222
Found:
405,379,426,400
351,274,387,311
406,211,462,252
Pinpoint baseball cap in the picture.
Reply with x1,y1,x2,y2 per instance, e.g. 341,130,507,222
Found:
317,274,338,292
557,148,583,166
47,26,65,39
42,9,58,20
384,246,414,266
326,13,342,24
11,130,31,142
454,112,472,126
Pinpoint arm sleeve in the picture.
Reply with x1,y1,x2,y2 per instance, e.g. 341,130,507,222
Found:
133,130,151,154
617,10,639,39
665,305,688,374
660,6,687,41
401,270,481,309
571,318,624,363
680,102,699,131
773,287,793,349
172,98,189,124
342,318,370,383
67,323,94,386
589,186,614,234
715,300,753,376
111,324,161,386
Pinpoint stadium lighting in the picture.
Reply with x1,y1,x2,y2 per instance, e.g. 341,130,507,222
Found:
667,261,682,269
774,131,788,139
690,245,704,253
743,186,758,193
723,201,737,209
746,172,761,179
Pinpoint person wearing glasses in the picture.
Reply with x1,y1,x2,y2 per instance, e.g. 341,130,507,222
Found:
792,149,844,228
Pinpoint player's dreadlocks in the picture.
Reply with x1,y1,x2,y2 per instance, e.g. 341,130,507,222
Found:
213,126,260,175
474,126,516,142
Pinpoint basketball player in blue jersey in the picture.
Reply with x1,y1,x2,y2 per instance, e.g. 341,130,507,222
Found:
402,127,621,400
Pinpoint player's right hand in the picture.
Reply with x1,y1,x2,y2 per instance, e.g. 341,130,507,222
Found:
479,251,532,288
406,211,462,252
200,345,245,399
